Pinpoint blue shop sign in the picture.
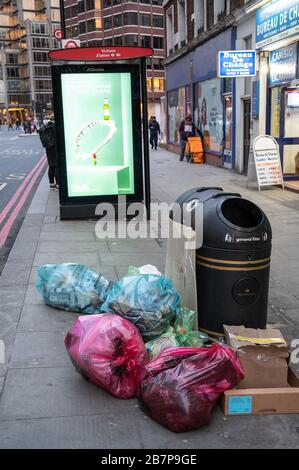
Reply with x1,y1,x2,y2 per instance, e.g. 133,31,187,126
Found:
256,0,299,49
270,43,298,86
218,50,256,78
252,81,260,119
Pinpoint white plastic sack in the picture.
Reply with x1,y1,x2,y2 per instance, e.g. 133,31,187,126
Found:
165,219,198,327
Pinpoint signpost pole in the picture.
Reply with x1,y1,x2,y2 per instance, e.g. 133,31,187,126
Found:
141,57,151,220
59,0,66,39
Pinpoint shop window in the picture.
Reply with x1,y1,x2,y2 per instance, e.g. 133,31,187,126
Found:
284,90,299,138
168,87,186,144
194,78,224,153
147,78,153,91
283,145,299,174
270,87,281,138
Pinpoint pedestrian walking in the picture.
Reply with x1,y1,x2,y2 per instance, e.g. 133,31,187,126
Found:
178,114,203,162
38,116,59,189
15,118,21,130
149,116,161,150
8,119,13,131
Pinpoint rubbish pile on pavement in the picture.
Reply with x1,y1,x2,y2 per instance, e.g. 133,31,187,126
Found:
36,263,299,433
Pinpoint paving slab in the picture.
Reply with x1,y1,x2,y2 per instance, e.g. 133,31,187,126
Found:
33,253,100,268
10,331,70,368
100,252,165,267
42,222,97,233
0,260,32,287
21,214,44,227
18,303,78,333
37,240,109,254
0,367,140,421
0,321,18,371
24,284,46,305
0,286,26,323
39,231,96,242
107,239,164,253
0,414,143,449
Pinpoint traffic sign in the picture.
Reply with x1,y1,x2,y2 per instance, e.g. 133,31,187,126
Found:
54,29,63,40
61,39,81,49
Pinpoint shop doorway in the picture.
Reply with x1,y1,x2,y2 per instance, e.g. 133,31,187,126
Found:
270,86,299,181
243,99,251,174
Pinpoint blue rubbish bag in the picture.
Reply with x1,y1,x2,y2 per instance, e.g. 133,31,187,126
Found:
36,264,112,314
101,274,181,341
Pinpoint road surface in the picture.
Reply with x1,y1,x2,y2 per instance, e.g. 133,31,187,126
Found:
0,127,47,273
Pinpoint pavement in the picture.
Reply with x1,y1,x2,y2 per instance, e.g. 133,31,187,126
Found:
0,147,299,449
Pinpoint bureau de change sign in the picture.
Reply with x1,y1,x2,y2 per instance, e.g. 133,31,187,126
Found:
218,50,256,78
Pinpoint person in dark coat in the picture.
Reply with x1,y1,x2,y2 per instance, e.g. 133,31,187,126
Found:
179,114,203,162
149,116,161,150
39,117,59,189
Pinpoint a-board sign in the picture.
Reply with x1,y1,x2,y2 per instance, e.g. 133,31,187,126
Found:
253,135,284,191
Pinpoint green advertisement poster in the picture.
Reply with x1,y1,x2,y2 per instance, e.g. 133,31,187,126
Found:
61,72,135,197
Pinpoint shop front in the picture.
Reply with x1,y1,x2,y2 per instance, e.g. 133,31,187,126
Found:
268,43,299,179
256,0,299,182
165,28,234,166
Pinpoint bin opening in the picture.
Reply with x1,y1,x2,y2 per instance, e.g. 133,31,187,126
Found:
221,198,263,229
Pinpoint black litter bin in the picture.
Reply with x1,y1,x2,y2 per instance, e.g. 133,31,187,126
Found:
172,187,272,336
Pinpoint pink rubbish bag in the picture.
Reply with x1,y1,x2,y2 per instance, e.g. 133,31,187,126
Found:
140,343,244,432
65,313,148,399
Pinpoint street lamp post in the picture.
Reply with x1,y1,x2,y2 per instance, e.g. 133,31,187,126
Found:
59,0,66,39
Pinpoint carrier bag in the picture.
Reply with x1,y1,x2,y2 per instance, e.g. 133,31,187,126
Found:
140,344,244,432
65,313,148,399
101,274,181,341
36,263,111,313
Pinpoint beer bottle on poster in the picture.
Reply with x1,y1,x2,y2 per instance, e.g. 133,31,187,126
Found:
103,98,110,121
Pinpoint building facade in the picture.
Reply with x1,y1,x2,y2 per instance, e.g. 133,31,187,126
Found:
164,0,299,185
0,0,60,123
63,0,165,123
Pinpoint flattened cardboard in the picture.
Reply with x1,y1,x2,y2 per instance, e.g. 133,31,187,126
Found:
223,381,299,416
224,325,289,389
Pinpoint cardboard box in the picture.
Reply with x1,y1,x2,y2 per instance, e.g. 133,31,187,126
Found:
224,325,289,389
222,368,299,416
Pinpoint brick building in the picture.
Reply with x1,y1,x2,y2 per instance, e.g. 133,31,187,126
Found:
63,0,165,122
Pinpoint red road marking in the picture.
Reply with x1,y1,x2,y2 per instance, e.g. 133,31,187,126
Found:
0,154,46,226
0,158,47,248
